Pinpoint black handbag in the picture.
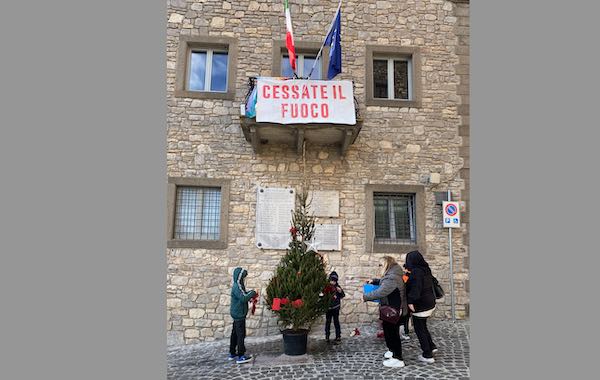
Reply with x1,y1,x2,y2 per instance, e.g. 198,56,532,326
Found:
432,276,444,299
379,305,401,324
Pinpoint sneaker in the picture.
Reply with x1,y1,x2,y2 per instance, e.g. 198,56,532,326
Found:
432,348,439,354
227,354,237,361
417,354,435,364
236,355,252,364
334,337,341,343
384,351,394,359
383,358,405,368
325,337,330,344
400,332,411,341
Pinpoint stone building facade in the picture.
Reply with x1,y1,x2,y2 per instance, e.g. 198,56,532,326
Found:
167,0,470,346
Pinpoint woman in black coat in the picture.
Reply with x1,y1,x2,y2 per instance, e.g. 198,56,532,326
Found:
405,250,438,364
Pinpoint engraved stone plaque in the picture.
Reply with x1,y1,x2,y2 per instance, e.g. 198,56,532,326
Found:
255,187,295,249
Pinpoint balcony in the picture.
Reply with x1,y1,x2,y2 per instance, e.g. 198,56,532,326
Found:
240,77,363,156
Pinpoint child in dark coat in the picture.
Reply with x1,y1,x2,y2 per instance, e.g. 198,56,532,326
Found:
325,271,345,343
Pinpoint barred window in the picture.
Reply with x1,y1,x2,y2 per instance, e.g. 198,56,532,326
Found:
174,187,221,240
373,193,416,245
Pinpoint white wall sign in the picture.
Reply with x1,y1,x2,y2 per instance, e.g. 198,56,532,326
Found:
255,78,356,125
442,201,461,228
311,223,342,251
256,187,295,249
308,190,340,218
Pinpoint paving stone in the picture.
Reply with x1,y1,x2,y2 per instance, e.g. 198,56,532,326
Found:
168,320,470,379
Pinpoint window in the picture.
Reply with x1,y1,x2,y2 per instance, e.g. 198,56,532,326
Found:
188,50,229,92
366,184,426,253
167,177,230,249
373,58,411,100
374,193,416,245
366,46,421,107
175,186,221,240
272,40,328,79
281,54,322,79
174,36,237,100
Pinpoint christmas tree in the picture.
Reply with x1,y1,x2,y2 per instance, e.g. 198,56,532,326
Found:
265,190,333,332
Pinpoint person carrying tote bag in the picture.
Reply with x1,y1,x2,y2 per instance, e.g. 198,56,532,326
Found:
363,256,409,368
405,250,439,364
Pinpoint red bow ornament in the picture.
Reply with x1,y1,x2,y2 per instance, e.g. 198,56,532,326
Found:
251,294,259,315
272,297,281,311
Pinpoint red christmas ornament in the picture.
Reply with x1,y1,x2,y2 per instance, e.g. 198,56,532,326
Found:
280,297,289,305
289,226,298,235
272,297,281,311
291,299,304,308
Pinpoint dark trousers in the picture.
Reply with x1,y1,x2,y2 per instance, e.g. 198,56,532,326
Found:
325,308,341,339
229,319,246,356
382,319,403,360
412,316,436,358
402,314,410,335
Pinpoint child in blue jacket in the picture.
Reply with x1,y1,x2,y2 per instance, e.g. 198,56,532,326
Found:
229,267,257,364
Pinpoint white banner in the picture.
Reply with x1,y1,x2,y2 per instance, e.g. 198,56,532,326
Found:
255,78,356,125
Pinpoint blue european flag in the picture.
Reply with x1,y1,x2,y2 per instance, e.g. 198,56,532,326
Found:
324,8,342,80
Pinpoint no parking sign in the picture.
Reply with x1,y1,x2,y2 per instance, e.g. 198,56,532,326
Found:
443,201,461,228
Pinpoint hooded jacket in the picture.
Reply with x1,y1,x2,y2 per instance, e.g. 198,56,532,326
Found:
363,263,408,317
405,251,436,313
230,267,257,321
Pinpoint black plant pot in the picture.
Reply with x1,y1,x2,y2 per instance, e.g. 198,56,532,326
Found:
281,329,309,356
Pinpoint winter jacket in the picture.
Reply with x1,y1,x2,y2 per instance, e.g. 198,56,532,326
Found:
230,267,257,321
405,251,436,313
328,271,345,310
363,263,408,316
329,283,345,310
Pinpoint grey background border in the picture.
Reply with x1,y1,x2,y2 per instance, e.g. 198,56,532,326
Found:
0,0,166,379
1,1,599,379
471,1,599,378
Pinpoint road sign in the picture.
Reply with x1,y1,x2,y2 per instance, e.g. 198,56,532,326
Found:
443,201,461,228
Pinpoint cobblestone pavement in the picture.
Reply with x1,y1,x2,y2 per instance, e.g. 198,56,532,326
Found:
168,320,469,380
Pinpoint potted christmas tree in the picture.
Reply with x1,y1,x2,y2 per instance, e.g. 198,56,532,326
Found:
265,190,333,355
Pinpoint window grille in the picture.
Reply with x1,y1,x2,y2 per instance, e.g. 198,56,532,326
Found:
174,187,221,240
373,192,416,245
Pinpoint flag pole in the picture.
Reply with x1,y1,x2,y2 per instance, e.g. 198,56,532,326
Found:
306,0,342,80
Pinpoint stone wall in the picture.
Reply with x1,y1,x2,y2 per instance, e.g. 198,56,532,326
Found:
167,0,470,345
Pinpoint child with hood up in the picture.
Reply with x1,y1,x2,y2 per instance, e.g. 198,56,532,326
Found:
325,271,345,343
229,267,257,364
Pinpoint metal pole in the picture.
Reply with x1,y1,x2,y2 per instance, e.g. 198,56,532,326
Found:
448,190,456,323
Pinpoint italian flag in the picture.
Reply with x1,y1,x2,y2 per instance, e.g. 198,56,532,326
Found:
284,0,297,72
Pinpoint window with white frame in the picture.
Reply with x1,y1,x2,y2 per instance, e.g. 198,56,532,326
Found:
187,49,229,92
281,53,322,79
174,186,221,240
373,57,412,100
373,192,417,245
